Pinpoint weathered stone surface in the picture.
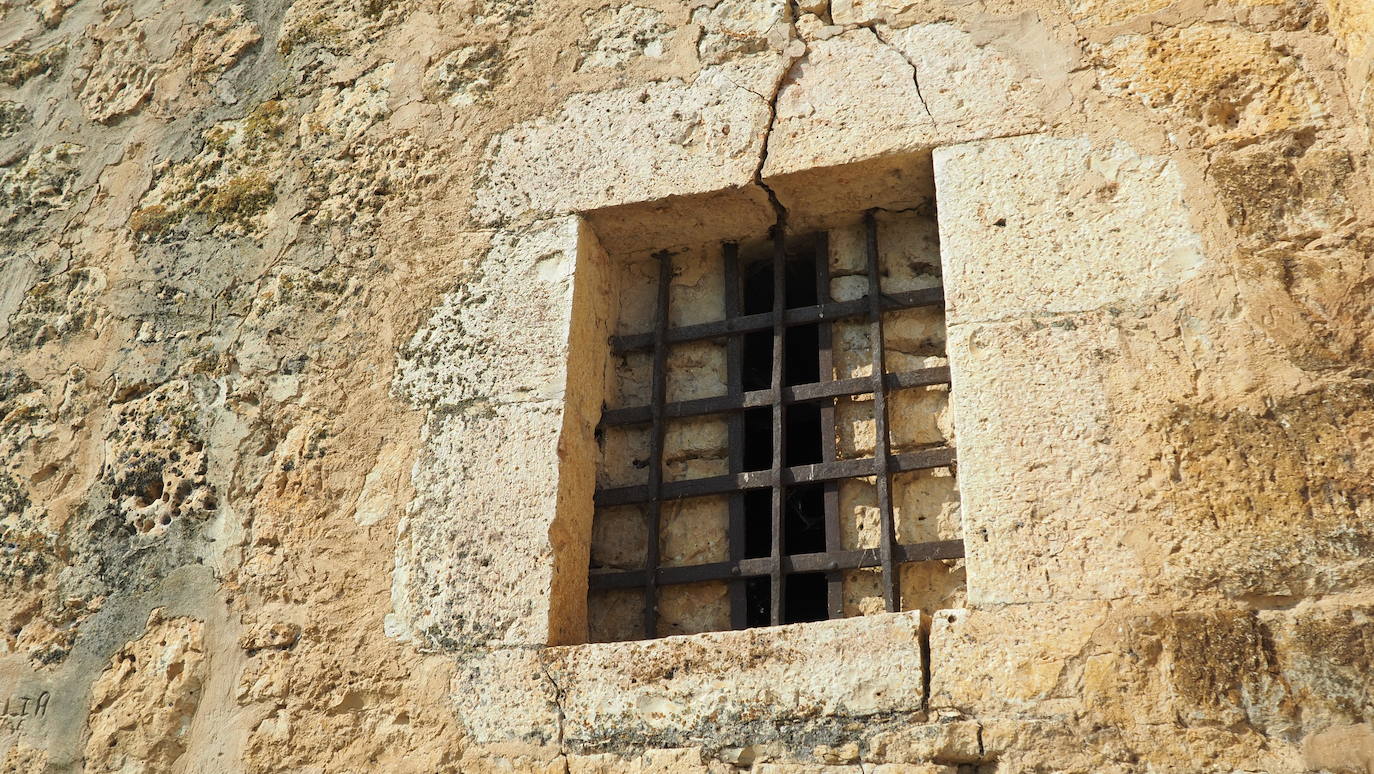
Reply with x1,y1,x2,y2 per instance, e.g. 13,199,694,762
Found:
544,612,926,751
934,134,1204,325
472,59,782,226
764,24,1049,177
0,0,1371,770
83,611,206,773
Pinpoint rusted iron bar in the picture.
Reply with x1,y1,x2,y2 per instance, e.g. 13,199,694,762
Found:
865,212,900,613
600,368,951,427
611,288,944,354
815,233,845,619
723,243,749,630
769,228,786,626
589,540,966,590
595,447,956,507
642,250,672,639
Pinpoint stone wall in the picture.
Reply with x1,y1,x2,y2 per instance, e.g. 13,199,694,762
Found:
0,0,1371,771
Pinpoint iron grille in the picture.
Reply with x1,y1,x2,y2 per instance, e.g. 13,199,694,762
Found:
592,211,964,638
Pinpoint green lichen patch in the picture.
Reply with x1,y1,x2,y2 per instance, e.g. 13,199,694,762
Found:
278,11,347,56
132,100,291,240
244,99,287,142
129,204,178,239
0,41,66,87
200,171,276,226
5,268,105,351
0,100,30,138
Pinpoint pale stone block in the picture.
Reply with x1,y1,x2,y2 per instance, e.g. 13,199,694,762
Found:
544,612,926,749
898,561,965,615
934,135,1205,325
881,23,1050,139
591,505,647,571
868,720,984,764
944,317,1145,604
657,580,731,637
660,495,728,567
928,603,1110,715
765,25,1048,177
474,59,783,225
843,567,885,617
397,401,570,648
452,649,560,745
600,424,650,489
893,468,959,544
396,217,583,407
766,29,932,177
839,477,879,550
666,341,728,402
588,588,644,643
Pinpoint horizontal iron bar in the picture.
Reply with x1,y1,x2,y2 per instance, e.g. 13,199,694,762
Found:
595,447,956,508
612,287,945,354
601,367,951,427
588,539,966,590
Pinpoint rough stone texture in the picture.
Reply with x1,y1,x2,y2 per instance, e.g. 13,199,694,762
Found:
0,0,1371,770
548,613,926,752
83,611,205,773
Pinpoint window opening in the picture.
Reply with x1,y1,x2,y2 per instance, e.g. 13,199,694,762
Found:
592,211,962,640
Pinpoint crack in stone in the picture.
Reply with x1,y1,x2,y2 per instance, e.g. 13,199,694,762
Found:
539,659,568,754
753,1,806,232
870,25,936,128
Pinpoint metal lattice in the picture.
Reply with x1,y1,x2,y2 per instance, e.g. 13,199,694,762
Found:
592,212,963,638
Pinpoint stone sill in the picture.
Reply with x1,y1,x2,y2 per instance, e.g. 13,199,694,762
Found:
543,611,928,752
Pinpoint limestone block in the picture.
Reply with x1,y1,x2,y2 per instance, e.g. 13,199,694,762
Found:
1096,24,1326,148
658,581,730,637
599,425,650,489
898,561,964,617
765,25,1048,177
473,59,781,226
692,0,788,65
397,401,568,648
591,505,647,571
1260,604,1374,733
396,217,583,407
893,469,959,544
933,135,1205,325
544,612,925,749
588,588,644,643
880,23,1050,136
766,29,931,177
944,316,1144,604
928,603,1110,715
664,417,728,481
661,495,728,567
928,602,1368,736
425,43,505,107
669,243,728,327
452,649,560,745
666,342,728,403
867,721,984,764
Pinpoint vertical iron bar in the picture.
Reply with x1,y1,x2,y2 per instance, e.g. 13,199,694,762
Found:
644,250,672,638
815,233,844,620
864,211,900,613
723,243,748,630
769,228,787,626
